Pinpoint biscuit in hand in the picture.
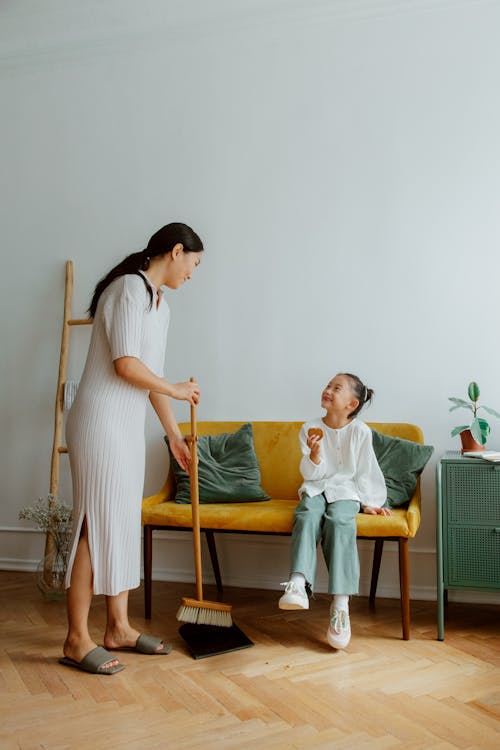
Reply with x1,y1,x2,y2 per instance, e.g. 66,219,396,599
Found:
307,428,323,441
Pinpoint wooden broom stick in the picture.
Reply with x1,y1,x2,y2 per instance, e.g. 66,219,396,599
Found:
176,381,232,627
189,398,204,603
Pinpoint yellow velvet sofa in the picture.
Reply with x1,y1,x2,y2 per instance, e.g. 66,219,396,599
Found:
142,421,424,639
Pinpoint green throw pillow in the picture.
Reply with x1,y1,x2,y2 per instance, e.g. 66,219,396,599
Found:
371,430,434,508
166,423,270,504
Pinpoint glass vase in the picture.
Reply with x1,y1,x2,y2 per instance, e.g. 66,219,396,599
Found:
36,533,71,600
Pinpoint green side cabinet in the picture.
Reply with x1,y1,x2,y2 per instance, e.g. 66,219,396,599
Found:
436,452,500,640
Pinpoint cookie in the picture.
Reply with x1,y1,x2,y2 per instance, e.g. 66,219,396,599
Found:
307,427,323,441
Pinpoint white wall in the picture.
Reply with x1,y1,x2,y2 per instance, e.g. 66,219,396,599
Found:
2,0,500,603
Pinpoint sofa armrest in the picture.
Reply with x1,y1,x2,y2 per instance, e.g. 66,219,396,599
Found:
142,474,175,510
406,479,422,538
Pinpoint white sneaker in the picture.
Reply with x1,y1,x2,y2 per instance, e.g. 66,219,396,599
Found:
278,581,309,610
327,606,351,649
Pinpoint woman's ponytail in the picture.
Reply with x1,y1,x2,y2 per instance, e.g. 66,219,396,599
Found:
88,251,149,318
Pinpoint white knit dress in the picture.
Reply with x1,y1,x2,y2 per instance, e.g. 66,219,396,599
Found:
65,272,169,596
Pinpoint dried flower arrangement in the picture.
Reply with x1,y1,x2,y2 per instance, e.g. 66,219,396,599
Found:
19,495,73,596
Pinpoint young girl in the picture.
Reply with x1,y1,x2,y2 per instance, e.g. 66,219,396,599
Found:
279,372,391,649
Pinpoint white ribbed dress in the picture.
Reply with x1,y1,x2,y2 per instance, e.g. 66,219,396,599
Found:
65,272,169,596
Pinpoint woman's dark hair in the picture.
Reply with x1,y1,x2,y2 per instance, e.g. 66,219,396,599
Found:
339,373,374,419
88,222,203,318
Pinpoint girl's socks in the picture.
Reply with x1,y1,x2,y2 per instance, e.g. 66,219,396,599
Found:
333,594,349,612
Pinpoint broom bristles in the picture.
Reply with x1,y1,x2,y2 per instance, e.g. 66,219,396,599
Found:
177,598,233,628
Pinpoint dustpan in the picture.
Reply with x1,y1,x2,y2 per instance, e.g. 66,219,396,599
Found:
179,623,253,660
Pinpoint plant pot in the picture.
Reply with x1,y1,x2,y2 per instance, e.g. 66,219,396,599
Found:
459,429,486,454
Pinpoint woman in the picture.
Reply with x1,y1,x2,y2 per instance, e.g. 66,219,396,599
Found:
59,222,203,675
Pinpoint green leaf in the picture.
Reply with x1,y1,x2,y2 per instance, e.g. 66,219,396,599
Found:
468,382,480,402
470,417,490,445
449,402,473,413
448,398,473,411
450,425,469,437
479,406,500,419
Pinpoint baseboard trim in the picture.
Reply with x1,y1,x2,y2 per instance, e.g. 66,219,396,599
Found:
0,558,40,572
2,558,499,605
2,528,499,605
0,526,40,533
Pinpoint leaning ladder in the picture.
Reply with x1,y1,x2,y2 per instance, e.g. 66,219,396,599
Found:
43,261,92,582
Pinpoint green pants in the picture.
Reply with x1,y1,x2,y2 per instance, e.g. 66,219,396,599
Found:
290,494,360,595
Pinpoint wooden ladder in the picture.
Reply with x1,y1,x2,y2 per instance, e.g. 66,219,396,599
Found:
43,261,92,579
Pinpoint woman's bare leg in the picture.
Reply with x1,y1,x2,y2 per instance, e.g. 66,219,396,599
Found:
104,591,165,652
103,590,141,648
63,520,119,669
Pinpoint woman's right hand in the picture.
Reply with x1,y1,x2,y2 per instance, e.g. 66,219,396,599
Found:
170,380,200,406
169,434,192,472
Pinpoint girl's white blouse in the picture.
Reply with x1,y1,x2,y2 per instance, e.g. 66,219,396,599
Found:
298,418,387,508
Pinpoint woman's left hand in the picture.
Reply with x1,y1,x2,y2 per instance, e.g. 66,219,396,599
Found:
169,435,191,473
169,380,200,406
363,505,392,516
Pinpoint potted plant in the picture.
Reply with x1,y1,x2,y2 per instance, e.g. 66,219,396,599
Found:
449,381,500,453
19,495,72,598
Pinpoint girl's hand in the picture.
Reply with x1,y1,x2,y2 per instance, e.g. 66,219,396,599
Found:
362,505,392,516
170,380,200,406
307,434,322,465
169,434,191,473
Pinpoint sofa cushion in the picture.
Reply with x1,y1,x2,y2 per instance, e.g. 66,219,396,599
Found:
167,423,270,504
142,496,417,537
371,429,433,508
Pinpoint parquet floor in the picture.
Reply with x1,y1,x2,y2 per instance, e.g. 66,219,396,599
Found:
0,571,498,749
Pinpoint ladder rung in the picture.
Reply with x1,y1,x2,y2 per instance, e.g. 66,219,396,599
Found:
58,447,68,454
68,318,93,326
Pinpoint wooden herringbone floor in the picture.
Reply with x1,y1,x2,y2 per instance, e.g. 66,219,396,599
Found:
0,571,498,750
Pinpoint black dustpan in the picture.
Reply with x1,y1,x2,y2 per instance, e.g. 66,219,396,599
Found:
179,622,253,659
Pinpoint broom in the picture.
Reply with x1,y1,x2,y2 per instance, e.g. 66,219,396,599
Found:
176,387,233,628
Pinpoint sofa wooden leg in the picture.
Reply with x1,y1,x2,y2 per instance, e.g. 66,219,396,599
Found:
144,525,153,620
369,539,384,608
399,538,410,640
205,531,223,594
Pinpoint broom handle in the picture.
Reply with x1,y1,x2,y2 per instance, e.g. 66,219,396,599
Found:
189,379,203,602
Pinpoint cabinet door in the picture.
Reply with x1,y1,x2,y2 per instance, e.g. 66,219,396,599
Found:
444,463,500,525
446,526,500,588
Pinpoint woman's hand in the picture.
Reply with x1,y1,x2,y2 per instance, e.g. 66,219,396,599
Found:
114,359,201,407
170,380,200,406
169,434,191,473
362,505,392,516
